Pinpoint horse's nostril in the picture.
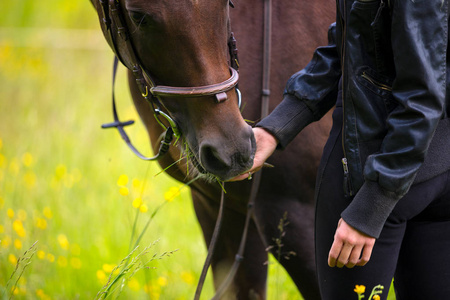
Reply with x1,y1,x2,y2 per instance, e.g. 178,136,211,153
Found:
200,144,231,173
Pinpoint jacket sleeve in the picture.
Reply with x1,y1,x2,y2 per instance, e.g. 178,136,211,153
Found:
342,0,449,238
256,23,341,149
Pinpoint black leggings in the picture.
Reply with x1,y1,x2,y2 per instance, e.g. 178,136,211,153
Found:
315,105,450,300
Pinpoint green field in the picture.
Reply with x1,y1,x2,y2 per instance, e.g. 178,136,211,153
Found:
0,1,304,299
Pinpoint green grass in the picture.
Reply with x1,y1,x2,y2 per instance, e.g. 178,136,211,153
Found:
0,1,303,299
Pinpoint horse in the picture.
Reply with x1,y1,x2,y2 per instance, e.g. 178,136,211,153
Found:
91,0,335,299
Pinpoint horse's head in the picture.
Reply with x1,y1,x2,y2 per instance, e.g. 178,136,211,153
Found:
93,0,256,181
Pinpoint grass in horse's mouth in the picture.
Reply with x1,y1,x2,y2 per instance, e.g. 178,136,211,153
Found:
158,139,218,184
183,141,219,183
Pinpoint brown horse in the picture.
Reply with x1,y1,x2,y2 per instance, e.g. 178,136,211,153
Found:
92,0,335,299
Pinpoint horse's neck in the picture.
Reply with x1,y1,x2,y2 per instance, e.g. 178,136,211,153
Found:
230,0,335,122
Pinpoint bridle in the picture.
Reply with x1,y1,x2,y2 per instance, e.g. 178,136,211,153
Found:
99,0,242,160
96,0,272,299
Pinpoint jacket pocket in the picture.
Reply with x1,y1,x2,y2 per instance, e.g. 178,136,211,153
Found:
350,66,396,142
358,67,396,113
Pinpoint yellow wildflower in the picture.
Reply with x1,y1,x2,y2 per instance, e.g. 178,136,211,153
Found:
22,152,33,167
43,207,53,219
128,278,141,291
139,204,148,213
132,197,143,208
7,208,14,219
63,173,74,188
354,285,366,294
57,256,68,267
119,187,129,196
8,254,17,265
102,263,115,273
18,278,26,286
117,174,129,186
13,220,26,237
0,153,5,168
9,159,20,175
14,239,22,249
46,253,55,262
55,164,67,180
37,250,46,260
0,225,4,234
164,186,181,202
36,289,45,298
373,295,381,300
0,196,4,209
144,283,161,299
132,178,141,190
57,234,69,250
35,218,47,230
181,271,195,285
2,235,11,248
70,257,82,269
13,219,23,231
157,276,168,287
17,209,27,221
96,270,106,282
16,228,26,237
23,171,37,188
36,289,51,300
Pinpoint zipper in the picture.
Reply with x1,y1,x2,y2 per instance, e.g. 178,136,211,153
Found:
371,0,385,26
361,71,392,92
340,0,346,161
342,158,354,197
340,1,353,197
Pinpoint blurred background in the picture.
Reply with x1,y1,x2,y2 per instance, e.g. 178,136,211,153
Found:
0,1,299,299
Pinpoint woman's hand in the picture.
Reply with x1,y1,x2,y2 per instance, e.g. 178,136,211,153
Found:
328,218,376,268
228,127,278,181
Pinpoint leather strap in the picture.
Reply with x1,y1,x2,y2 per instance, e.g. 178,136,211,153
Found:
150,68,239,102
102,57,174,161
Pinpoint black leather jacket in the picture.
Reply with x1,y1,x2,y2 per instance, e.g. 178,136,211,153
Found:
258,0,450,237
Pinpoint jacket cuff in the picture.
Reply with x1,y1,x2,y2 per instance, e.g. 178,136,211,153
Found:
256,94,315,149
341,180,400,238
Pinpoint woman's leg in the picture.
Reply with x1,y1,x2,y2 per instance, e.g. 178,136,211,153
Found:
314,105,401,299
314,128,403,300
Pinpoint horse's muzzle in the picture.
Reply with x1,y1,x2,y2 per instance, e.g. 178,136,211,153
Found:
198,124,256,181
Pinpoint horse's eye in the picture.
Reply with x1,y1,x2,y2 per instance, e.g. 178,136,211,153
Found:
128,11,148,26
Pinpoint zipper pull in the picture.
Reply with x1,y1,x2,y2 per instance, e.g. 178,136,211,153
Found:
371,0,385,27
342,158,354,197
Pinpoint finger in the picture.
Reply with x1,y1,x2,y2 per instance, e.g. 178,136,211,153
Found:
336,243,354,268
356,242,374,266
328,219,345,267
328,239,343,267
227,166,262,182
346,245,363,268
227,173,250,182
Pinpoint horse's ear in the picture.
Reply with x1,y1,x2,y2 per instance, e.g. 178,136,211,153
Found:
229,0,235,8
